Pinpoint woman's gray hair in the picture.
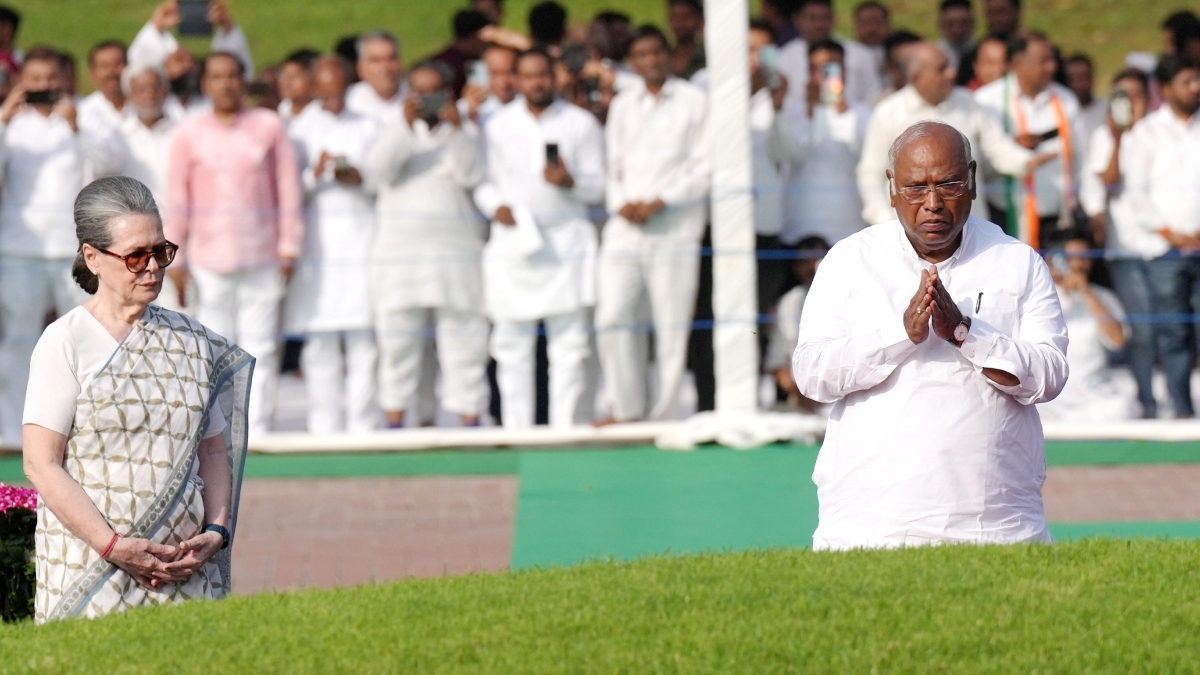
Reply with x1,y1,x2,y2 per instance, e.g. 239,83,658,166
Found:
887,121,973,173
71,176,161,295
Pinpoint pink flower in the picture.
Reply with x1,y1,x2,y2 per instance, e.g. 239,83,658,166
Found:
0,483,38,513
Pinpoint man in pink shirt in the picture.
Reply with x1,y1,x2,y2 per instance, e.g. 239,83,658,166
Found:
166,51,302,434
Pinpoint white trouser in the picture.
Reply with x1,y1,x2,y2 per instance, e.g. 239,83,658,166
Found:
300,330,380,433
376,306,488,418
0,257,87,441
596,238,700,421
491,309,591,429
190,264,284,435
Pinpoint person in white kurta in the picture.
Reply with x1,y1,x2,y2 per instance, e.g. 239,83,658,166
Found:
781,40,868,245
793,122,1068,550
597,30,708,423
77,42,130,143
474,51,606,429
1037,236,1132,422
857,43,1036,226
0,52,118,443
345,31,406,126
366,63,488,427
286,58,381,433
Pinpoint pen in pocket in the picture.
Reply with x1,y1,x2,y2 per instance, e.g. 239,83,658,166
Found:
975,292,983,313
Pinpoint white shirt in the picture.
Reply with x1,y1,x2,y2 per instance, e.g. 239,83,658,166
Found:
775,37,886,110
0,109,116,258
975,76,1081,216
365,115,485,316
1121,106,1200,236
605,77,709,241
750,89,805,237
1076,97,1108,169
1039,283,1131,422
112,115,176,208
128,21,256,79
278,99,318,124
858,86,1035,226
287,107,379,332
1079,125,1169,258
793,215,1068,550
783,101,869,245
78,90,130,139
345,81,406,126
24,306,224,438
474,99,606,322
765,284,807,372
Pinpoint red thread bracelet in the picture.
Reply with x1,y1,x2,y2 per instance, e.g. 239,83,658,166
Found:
100,532,122,558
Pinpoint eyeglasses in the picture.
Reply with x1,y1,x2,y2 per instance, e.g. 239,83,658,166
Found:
93,241,179,273
893,180,971,205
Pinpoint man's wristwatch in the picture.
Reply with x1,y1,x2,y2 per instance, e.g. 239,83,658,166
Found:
947,316,972,348
203,524,231,550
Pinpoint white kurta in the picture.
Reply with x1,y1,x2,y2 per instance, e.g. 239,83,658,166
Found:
857,86,1035,226
775,37,886,110
1038,284,1132,422
474,99,606,322
749,89,805,237
345,81,406,126
793,215,1069,550
285,107,378,333
1080,125,1169,259
114,115,176,207
366,117,485,314
974,76,1082,217
782,101,869,245
78,91,130,140
1121,106,1200,235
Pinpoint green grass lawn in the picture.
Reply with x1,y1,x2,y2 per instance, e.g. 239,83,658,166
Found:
2,539,1198,673
7,0,1181,92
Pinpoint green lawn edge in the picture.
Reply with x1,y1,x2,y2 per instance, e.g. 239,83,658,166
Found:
3,540,1198,673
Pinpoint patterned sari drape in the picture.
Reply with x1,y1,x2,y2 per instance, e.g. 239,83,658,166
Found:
34,306,253,624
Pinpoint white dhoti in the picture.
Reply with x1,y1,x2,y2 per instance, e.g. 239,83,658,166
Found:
190,263,284,435
0,256,87,441
595,218,701,421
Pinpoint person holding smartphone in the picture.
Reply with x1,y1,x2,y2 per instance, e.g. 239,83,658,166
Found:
364,60,489,429
0,47,120,444
474,47,606,429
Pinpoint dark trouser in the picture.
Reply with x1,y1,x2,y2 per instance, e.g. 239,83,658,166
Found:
756,234,789,351
1145,253,1200,417
688,228,715,412
1110,258,1159,417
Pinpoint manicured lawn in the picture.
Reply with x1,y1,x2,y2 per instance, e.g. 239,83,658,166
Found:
8,0,1179,91
2,539,1198,673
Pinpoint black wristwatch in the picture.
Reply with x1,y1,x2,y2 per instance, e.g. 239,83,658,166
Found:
203,524,231,550
946,316,972,348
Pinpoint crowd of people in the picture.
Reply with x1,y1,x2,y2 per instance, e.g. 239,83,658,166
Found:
0,0,1198,439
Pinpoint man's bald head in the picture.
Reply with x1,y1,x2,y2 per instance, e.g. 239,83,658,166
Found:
906,42,956,106
887,121,977,259
889,121,972,174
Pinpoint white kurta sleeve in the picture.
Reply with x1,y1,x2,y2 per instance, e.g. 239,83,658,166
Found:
364,122,416,188
212,24,255,80
569,115,606,205
957,250,1069,405
977,108,1035,177
128,22,178,69
792,245,921,403
1078,127,1111,218
1119,125,1167,232
658,93,710,207
766,103,806,170
856,109,895,225
473,122,506,219
604,95,628,214
445,123,485,190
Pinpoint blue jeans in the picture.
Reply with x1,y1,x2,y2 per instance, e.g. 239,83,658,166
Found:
1109,258,1158,416
1144,253,1200,417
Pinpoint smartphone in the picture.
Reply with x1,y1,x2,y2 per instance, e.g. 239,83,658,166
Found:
24,89,59,105
581,76,602,105
333,155,352,179
419,91,450,119
467,60,489,89
759,45,781,90
1049,251,1068,277
1038,128,1060,143
820,62,843,106
178,0,213,37
545,143,560,165
1110,89,1133,129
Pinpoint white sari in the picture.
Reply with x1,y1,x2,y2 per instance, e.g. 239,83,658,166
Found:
34,306,253,624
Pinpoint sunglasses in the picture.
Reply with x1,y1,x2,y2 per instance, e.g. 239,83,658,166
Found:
93,241,179,273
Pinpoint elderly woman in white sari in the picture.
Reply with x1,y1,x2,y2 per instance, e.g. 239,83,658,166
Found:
21,176,254,624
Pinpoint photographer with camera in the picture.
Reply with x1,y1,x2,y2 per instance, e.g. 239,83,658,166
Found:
366,60,489,429
0,46,120,443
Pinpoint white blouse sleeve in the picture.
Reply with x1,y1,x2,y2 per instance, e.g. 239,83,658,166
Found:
22,325,82,436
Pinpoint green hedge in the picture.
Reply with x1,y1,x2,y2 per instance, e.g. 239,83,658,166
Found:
0,507,35,623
